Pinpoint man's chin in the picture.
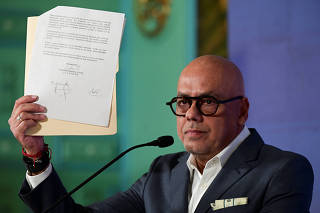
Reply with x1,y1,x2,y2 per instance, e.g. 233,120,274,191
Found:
183,142,206,155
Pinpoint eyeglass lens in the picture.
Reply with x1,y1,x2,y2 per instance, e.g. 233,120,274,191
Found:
173,97,218,115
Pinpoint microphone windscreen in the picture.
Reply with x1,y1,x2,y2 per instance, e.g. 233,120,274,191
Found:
157,136,174,148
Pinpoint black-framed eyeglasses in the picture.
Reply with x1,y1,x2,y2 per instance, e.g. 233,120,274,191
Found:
166,95,243,116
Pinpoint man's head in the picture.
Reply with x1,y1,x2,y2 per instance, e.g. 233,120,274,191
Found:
175,55,249,161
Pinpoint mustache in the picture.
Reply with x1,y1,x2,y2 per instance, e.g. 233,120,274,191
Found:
183,123,208,133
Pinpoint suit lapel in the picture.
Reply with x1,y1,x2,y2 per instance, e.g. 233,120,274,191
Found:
169,152,190,213
194,129,264,213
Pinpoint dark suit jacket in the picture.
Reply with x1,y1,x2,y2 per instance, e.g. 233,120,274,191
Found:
19,129,314,213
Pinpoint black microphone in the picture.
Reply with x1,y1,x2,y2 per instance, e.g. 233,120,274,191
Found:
144,135,174,148
43,135,174,213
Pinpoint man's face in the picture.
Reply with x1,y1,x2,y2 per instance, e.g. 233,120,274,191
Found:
176,66,244,158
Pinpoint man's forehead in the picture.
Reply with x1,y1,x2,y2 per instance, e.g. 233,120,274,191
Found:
177,77,221,98
178,68,221,88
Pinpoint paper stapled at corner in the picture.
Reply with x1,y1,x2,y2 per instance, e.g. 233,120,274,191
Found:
24,16,117,135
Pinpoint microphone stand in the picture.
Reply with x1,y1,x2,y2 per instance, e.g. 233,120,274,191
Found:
43,137,173,213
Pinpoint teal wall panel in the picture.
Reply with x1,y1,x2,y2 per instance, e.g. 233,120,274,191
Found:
1,0,196,211
118,0,197,183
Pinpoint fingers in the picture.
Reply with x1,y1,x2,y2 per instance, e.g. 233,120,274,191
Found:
12,112,47,130
16,119,37,132
10,95,40,120
13,103,47,120
8,95,47,146
9,95,46,124
13,119,38,141
12,95,39,113
13,95,46,115
19,112,47,123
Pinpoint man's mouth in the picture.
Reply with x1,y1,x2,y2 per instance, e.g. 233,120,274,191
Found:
185,129,206,137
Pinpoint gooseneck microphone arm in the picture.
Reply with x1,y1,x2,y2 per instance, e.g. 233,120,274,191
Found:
43,136,174,213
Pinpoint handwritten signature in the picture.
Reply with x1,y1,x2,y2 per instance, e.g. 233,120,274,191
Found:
51,81,72,102
88,88,101,96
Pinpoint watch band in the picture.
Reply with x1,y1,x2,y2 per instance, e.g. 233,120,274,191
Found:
22,145,51,174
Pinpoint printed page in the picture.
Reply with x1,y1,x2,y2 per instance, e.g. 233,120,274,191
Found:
25,6,125,127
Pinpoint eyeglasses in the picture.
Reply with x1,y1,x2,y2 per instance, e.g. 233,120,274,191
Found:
166,95,243,116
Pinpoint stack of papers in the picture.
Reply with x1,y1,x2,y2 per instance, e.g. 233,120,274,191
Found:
24,6,125,135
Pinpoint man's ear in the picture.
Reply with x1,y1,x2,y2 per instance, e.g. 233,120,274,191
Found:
238,97,249,126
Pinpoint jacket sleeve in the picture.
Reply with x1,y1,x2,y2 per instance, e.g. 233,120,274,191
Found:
19,167,93,213
88,155,165,212
260,154,314,213
19,156,162,213
88,173,148,213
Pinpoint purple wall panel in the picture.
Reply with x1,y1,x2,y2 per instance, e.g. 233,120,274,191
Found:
228,0,320,211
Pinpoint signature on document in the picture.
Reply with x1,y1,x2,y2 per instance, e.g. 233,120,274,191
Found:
51,81,72,102
88,88,101,97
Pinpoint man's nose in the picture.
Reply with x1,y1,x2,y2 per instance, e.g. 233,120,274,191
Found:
185,102,203,122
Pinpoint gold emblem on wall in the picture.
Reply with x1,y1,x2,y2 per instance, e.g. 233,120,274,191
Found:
134,0,171,37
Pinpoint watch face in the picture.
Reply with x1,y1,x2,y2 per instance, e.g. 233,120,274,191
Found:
134,0,172,37
23,150,50,173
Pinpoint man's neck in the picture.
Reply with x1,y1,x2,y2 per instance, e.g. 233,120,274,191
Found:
194,155,209,174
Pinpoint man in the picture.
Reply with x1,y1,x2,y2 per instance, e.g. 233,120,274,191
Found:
9,55,313,212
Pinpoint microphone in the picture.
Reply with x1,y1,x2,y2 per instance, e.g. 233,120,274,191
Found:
43,135,174,213
144,135,174,148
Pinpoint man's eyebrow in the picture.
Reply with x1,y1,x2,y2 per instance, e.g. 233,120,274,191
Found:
177,91,221,98
177,92,190,97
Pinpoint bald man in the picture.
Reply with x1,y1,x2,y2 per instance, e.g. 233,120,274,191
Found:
9,55,313,213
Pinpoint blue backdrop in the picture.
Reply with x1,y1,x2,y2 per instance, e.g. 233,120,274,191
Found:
228,0,320,211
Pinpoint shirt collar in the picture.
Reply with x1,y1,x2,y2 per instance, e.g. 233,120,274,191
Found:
186,126,250,173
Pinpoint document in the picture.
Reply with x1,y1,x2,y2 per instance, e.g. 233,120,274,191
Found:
25,6,125,127
24,16,118,135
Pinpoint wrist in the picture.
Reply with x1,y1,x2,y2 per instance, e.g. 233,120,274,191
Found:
22,144,51,174
24,143,45,156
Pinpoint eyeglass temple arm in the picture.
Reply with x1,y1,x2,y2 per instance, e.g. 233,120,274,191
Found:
218,96,243,104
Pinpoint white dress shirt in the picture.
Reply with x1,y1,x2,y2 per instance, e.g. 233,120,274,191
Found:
186,126,250,213
26,163,52,190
